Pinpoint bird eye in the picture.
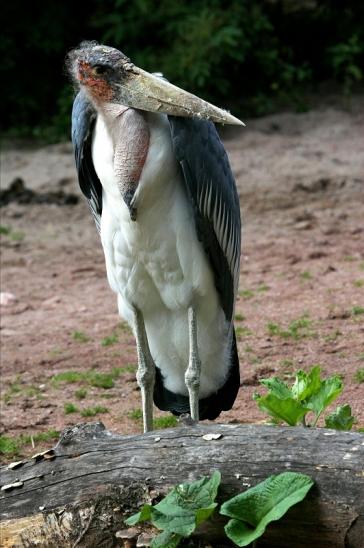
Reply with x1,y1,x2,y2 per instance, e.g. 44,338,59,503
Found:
92,65,108,76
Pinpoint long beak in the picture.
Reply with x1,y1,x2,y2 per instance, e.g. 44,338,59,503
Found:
117,65,245,126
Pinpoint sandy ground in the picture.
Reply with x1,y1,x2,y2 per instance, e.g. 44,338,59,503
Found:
1,98,363,462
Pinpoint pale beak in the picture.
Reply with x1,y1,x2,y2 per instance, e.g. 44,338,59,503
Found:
116,65,245,126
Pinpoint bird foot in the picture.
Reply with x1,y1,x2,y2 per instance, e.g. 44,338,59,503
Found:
178,413,198,427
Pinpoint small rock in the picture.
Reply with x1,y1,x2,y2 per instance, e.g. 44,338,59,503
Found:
0,292,17,306
202,433,223,441
42,295,62,307
1,329,17,337
294,220,314,230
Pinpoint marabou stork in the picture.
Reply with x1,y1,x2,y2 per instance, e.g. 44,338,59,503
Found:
67,41,243,432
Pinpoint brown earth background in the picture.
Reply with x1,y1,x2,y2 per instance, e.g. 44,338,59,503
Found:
1,98,363,462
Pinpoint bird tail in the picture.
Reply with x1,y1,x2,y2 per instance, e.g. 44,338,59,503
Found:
153,329,240,420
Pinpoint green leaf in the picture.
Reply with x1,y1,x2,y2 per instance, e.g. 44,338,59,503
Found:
254,393,309,426
325,404,355,431
125,504,152,526
306,375,343,421
150,510,198,536
151,530,182,548
155,470,220,515
151,471,221,535
125,471,221,537
259,377,292,399
220,472,314,547
291,366,321,401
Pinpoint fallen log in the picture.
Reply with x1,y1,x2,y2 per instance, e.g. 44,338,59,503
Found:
0,422,363,547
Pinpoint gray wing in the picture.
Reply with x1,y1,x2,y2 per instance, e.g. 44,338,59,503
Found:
168,116,241,322
71,91,102,231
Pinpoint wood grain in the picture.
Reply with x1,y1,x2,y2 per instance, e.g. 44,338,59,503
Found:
1,422,363,547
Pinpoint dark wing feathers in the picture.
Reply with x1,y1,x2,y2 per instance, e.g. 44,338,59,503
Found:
71,92,103,231
168,116,241,322
71,97,241,322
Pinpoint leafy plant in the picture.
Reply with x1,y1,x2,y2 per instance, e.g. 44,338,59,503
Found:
327,34,363,94
126,470,313,547
125,471,221,547
325,404,355,431
220,472,314,547
254,365,354,428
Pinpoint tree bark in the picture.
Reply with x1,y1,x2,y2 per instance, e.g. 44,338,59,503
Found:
0,422,363,547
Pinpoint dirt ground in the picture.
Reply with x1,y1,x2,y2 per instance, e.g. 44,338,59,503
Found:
1,98,363,463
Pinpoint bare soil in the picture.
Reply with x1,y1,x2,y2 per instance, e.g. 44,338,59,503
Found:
1,99,363,463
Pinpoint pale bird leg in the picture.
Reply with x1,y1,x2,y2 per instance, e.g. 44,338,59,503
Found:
185,306,201,421
133,307,155,432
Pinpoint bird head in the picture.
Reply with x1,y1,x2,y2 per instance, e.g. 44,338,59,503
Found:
67,41,244,125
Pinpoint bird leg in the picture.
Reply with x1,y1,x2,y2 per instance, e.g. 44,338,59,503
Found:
133,307,155,433
185,306,201,422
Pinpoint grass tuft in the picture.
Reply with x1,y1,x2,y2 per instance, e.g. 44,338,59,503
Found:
354,368,364,384
52,368,129,390
101,334,119,346
153,416,178,429
300,270,312,280
0,435,19,455
239,289,255,299
257,284,269,292
81,405,109,417
234,313,246,322
267,315,314,340
0,430,59,457
128,408,143,421
64,402,78,414
72,331,90,343
75,388,87,399
235,326,253,340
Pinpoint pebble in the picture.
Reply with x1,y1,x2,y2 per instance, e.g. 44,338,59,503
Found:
0,292,17,306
